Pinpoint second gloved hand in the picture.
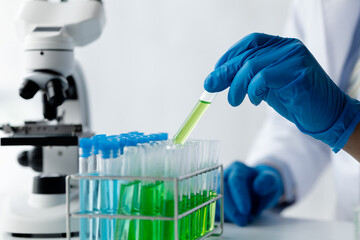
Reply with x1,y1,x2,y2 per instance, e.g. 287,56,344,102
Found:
217,161,283,226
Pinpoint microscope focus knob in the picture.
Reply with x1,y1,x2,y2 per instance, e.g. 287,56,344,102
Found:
46,78,67,107
17,150,29,167
17,147,43,172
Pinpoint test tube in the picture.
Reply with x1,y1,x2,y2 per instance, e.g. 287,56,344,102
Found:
208,140,220,232
139,137,164,240
114,136,129,240
197,140,207,236
180,142,189,239
192,141,202,238
173,91,217,145
115,136,141,240
90,135,106,240
79,138,93,240
177,144,191,240
99,138,113,239
161,145,176,240
109,137,121,210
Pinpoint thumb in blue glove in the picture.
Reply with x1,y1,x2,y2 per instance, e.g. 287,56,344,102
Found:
204,33,360,152
216,161,283,226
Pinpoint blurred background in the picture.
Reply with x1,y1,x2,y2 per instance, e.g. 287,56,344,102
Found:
0,0,335,221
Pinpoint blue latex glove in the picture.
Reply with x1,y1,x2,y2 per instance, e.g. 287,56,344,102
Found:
204,33,360,152
216,162,283,226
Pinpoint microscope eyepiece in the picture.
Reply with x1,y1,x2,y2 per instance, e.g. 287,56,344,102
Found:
46,78,67,107
19,79,40,100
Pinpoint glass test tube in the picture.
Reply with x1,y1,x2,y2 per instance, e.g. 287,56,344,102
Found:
99,138,114,239
79,138,93,240
173,91,217,145
92,134,106,240
139,138,163,240
115,137,140,240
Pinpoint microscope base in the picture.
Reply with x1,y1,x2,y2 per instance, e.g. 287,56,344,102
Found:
1,193,79,239
2,234,79,240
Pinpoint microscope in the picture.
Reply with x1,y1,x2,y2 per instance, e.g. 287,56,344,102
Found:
1,1,105,239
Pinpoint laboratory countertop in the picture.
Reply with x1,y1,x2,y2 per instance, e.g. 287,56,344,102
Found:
210,213,354,240
0,214,354,240
0,195,354,240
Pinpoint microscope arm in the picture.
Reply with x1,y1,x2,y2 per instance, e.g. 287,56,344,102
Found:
60,62,91,132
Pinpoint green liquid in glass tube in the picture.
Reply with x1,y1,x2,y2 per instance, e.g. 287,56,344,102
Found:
173,91,217,144
173,100,211,145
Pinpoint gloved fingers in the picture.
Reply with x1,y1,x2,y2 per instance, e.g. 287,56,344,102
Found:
224,161,246,179
246,69,269,106
250,44,305,91
206,38,301,100
223,173,239,220
227,165,255,215
227,40,302,106
252,189,282,216
204,53,249,93
246,59,295,106
227,57,271,106
252,170,280,197
249,50,307,108
224,177,252,226
215,33,279,68
204,45,270,93
251,166,283,216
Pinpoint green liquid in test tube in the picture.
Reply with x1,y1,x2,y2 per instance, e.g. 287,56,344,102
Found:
173,91,217,144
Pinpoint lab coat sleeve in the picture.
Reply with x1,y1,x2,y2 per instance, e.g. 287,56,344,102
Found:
246,107,332,204
282,0,304,40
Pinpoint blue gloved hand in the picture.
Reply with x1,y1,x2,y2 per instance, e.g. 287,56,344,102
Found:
204,33,360,152
216,161,283,226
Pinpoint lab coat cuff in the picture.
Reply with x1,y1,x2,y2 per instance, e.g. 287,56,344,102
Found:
258,158,296,210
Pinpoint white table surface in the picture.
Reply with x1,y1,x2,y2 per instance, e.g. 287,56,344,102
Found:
0,215,353,240
211,213,354,240
0,195,354,240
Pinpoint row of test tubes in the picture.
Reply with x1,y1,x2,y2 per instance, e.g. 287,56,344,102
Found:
78,132,220,240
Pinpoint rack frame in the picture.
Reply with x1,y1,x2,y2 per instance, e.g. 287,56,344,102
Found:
65,164,224,240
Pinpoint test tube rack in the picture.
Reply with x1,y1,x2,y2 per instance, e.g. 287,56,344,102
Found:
65,164,224,240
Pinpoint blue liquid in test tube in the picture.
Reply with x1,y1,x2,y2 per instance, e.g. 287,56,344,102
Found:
79,138,93,240
99,138,113,239
91,134,106,240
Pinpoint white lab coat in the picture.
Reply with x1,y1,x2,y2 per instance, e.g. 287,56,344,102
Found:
247,0,360,221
